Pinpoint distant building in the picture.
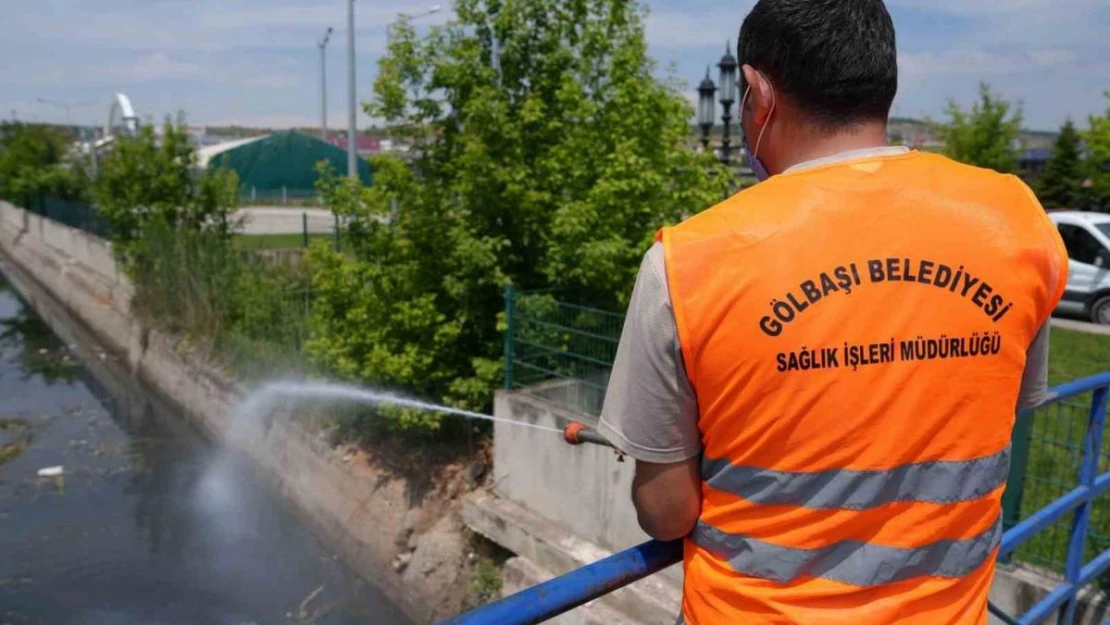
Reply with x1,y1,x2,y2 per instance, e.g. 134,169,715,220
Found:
1017,148,1052,180
327,135,382,156
198,131,373,200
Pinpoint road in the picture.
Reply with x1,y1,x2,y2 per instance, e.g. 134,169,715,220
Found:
1051,317,1110,336
233,206,334,235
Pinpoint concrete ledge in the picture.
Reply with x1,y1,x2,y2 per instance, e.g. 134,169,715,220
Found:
462,490,681,625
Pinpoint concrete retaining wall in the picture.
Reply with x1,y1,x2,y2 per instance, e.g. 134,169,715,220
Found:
0,200,470,623
493,388,648,555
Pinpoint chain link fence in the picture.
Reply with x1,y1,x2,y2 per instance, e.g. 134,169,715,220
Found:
502,286,623,416
238,186,321,207
1006,392,1110,586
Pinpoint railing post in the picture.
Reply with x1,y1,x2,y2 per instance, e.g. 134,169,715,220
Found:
302,211,309,248
1060,386,1109,625
1002,407,1036,563
333,212,340,251
503,283,516,390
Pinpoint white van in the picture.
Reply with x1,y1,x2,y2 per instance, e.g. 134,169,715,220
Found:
1047,211,1110,324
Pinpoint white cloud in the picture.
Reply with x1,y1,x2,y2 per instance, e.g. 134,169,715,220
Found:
886,0,1060,17
113,54,202,82
244,74,302,89
646,8,748,50
899,47,1080,78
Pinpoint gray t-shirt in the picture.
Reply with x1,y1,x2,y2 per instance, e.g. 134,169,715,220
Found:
597,148,1052,464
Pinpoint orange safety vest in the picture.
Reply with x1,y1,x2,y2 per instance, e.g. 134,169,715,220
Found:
658,151,1068,625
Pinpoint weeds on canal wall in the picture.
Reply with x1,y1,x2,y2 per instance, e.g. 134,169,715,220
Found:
128,219,312,378
92,118,315,381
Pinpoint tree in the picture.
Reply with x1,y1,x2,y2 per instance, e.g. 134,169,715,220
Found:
93,115,238,261
307,0,730,427
1037,119,1085,209
1084,92,1110,212
937,83,1023,173
0,122,88,208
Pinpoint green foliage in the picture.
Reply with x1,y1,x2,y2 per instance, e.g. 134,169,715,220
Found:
1084,92,1110,212
94,115,309,379
0,122,88,207
937,83,1023,173
93,116,238,262
1037,119,1085,209
467,557,504,608
128,218,312,376
309,0,730,430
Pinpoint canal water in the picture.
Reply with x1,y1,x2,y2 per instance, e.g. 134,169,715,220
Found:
0,272,411,625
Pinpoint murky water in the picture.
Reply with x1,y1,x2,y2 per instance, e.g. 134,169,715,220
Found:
0,273,412,625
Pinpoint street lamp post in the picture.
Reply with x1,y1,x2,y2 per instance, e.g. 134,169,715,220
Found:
346,0,357,178
318,27,333,142
716,41,738,165
345,2,441,178
697,66,717,153
399,4,442,20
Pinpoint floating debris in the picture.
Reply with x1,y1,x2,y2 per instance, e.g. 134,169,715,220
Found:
36,466,64,478
288,584,327,623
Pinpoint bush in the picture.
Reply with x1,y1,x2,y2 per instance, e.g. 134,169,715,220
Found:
0,122,89,207
128,218,311,376
93,116,238,264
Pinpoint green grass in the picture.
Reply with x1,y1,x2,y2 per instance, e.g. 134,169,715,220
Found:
234,233,335,251
1047,327,1110,386
1013,327,1110,578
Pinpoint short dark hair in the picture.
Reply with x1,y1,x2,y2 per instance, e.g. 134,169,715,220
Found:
738,0,897,129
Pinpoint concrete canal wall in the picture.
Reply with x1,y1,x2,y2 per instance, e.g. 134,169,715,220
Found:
0,200,472,623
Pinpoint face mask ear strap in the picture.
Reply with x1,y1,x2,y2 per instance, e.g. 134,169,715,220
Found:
752,72,776,158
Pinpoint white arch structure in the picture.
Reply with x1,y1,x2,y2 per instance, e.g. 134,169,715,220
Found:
104,92,139,139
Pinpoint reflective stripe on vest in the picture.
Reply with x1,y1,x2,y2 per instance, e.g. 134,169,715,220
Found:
692,516,1001,586
702,446,1010,510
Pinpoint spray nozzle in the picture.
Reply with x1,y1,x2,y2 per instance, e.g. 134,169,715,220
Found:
563,423,624,461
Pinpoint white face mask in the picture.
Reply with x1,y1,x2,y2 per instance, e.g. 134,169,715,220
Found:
740,71,776,181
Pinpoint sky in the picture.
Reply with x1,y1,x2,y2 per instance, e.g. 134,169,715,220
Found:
1,0,1108,132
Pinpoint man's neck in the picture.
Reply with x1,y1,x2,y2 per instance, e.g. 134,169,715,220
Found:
771,122,890,174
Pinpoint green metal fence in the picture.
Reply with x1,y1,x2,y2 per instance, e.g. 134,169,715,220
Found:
26,196,109,238
1006,394,1110,583
502,286,623,416
238,186,321,206
502,287,1110,578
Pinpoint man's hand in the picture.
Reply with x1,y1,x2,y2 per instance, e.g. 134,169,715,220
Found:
631,457,701,541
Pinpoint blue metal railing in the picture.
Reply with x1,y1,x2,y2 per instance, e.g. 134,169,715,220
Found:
442,372,1110,625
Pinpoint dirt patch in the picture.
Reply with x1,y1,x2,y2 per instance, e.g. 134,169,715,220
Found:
325,434,495,622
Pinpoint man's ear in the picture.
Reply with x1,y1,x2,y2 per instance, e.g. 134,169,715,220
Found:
740,64,773,125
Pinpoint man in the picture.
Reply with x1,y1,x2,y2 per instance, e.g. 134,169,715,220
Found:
597,0,1069,623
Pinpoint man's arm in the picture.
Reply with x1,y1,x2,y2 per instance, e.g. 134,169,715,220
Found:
1017,323,1051,411
632,458,701,541
597,243,702,541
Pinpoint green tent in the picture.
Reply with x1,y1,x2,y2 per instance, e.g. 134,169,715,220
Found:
202,130,372,194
